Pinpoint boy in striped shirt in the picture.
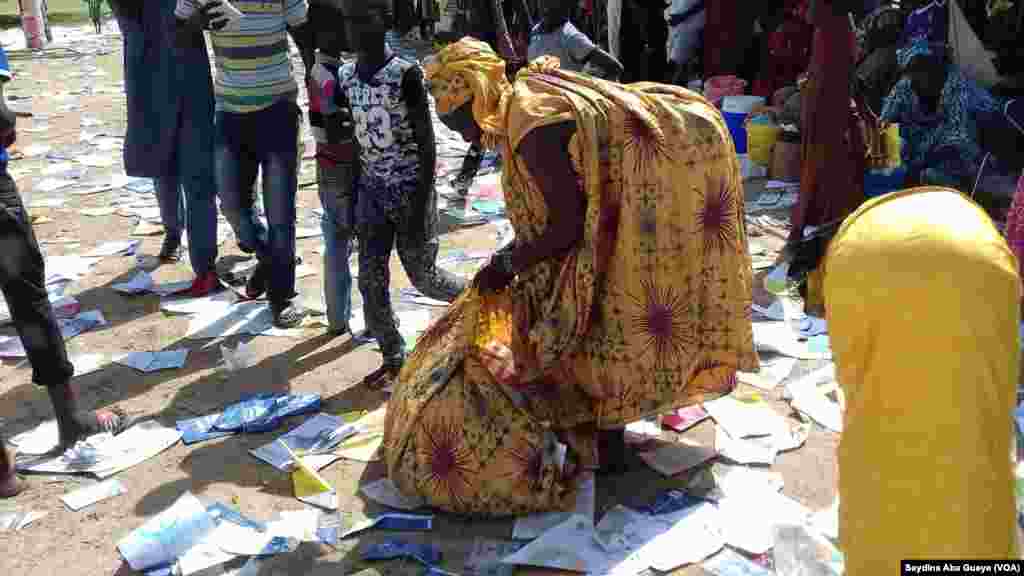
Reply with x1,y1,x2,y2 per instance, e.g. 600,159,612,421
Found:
175,0,314,328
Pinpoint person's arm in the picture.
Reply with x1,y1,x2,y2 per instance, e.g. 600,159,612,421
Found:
0,76,16,149
564,25,623,80
509,121,585,274
175,0,226,47
285,0,313,75
403,66,436,224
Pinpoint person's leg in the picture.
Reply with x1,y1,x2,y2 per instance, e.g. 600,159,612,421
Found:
0,176,123,450
318,160,354,334
395,183,467,301
259,101,302,326
216,110,265,281
0,439,26,498
154,173,184,261
177,84,220,289
356,183,404,385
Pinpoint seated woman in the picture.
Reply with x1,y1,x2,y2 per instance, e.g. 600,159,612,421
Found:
792,187,1019,573
880,39,1003,188
381,38,757,516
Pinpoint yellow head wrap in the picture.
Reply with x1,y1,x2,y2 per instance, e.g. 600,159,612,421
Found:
424,38,511,137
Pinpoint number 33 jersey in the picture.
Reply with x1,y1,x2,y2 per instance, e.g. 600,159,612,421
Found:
338,56,421,185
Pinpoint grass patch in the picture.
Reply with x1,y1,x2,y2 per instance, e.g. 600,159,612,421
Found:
0,0,107,29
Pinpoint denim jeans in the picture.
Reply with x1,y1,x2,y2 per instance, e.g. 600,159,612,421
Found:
0,171,73,387
215,99,301,306
153,151,219,276
317,160,355,331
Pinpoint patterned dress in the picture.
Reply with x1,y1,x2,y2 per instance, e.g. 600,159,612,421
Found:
384,68,759,516
880,66,1003,187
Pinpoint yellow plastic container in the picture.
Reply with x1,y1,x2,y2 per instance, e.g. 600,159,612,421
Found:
745,121,783,166
883,123,901,167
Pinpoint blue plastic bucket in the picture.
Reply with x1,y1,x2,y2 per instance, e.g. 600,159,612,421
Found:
864,166,908,199
723,111,749,153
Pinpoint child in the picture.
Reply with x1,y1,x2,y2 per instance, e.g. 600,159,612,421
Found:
340,0,466,387
175,0,314,328
308,0,357,335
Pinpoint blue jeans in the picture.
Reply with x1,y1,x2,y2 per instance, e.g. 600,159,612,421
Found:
153,165,218,276
317,161,355,331
215,99,300,306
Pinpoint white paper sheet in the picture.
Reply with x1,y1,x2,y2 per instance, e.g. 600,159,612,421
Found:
360,478,426,511
503,515,608,572
786,365,843,433
16,420,182,478
115,350,189,373
716,492,811,555
752,322,832,360
737,357,797,391
513,473,595,540
61,478,127,510
703,395,788,439
86,239,140,257
186,300,306,340
160,292,237,316
715,426,777,465
117,492,216,571
637,439,717,476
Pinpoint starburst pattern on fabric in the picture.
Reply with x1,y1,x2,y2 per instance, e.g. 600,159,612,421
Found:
419,417,474,507
630,279,692,368
696,173,738,253
624,112,670,172
501,439,545,490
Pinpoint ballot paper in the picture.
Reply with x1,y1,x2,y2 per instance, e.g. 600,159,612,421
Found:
637,439,717,477
16,420,182,478
117,492,217,571
703,395,788,439
186,300,306,340
112,270,156,294
786,364,843,433
360,478,426,511
703,548,773,576
115,350,189,373
87,239,141,257
0,509,48,531
661,405,710,432
715,426,778,465
339,513,434,539
59,310,109,340
716,492,811,555
250,414,360,471
61,478,127,511
737,357,797,391
512,473,596,540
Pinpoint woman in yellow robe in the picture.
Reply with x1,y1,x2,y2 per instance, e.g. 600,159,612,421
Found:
382,38,758,516
823,187,1020,572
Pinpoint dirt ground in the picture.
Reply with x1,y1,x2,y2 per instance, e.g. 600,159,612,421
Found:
0,24,838,576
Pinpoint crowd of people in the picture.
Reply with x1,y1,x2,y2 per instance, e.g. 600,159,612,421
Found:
0,0,1022,573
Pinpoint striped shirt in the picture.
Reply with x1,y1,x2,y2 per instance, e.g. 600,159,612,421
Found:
175,0,308,113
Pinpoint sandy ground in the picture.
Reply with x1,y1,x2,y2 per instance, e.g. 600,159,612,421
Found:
0,24,837,576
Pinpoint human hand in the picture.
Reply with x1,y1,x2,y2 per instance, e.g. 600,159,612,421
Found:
198,1,229,31
474,254,514,294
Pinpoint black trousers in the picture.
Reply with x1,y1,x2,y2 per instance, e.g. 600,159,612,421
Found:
0,171,73,387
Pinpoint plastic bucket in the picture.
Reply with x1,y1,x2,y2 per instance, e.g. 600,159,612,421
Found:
864,166,908,199
723,111,749,153
745,121,781,166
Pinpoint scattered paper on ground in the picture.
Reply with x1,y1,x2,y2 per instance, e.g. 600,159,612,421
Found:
16,420,182,478
638,439,717,476
61,478,127,511
512,473,595,540
360,478,426,511
117,491,216,571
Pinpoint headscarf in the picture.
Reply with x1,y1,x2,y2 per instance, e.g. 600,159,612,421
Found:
424,38,512,137
897,37,935,69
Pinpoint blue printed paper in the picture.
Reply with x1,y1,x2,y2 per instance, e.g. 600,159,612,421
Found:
117,492,216,571
363,540,442,565
340,513,434,539
212,393,321,433
206,502,266,533
177,413,234,445
645,489,706,516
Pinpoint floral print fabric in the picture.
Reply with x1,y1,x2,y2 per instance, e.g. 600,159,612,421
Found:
383,67,758,516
